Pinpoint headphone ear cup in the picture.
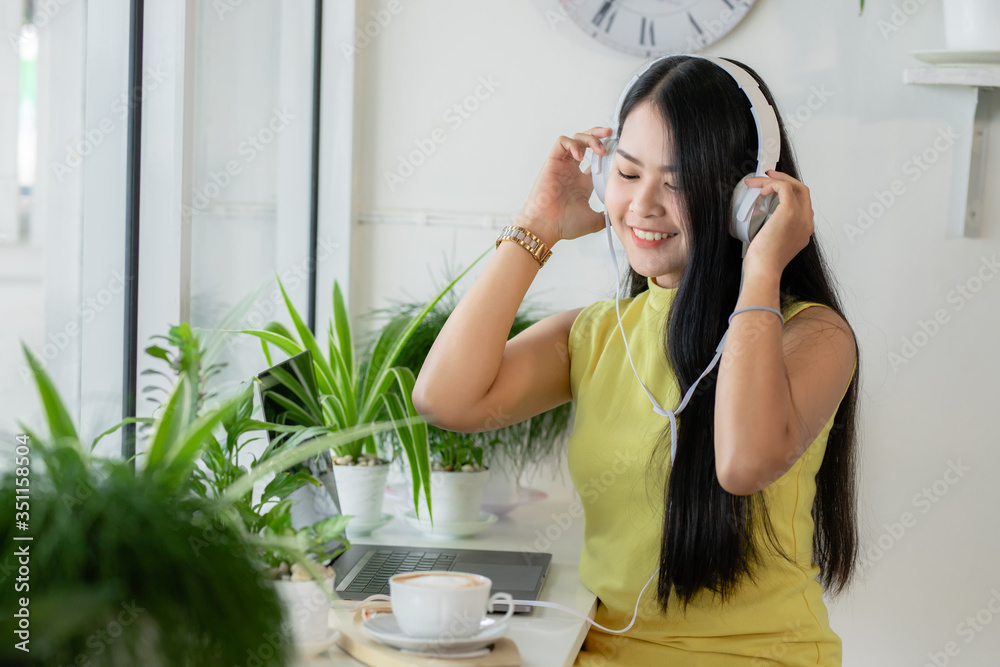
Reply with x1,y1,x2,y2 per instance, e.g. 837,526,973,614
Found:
591,137,617,204
730,174,778,245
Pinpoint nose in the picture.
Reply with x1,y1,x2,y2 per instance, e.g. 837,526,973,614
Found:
629,179,665,219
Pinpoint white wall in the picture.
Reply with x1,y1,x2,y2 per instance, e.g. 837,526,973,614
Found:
348,0,1000,663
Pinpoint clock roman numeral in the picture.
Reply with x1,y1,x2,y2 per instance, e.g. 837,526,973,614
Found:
688,12,703,35
721,0,734,9
639,16,655,46
592,2,617,32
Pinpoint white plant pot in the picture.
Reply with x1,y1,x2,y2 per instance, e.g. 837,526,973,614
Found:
481,451,520,506
273,576,333,645
332,463,389,523
416,470,490,524
943,0,1000,51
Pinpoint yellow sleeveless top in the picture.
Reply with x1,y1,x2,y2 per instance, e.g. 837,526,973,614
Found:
567,277,853,666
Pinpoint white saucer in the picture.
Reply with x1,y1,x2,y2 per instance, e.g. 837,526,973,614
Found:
402,510,498,539
911,49,1000,65
361,614,507,654
482,487,548,517
345,513,393,537
295,628,340,657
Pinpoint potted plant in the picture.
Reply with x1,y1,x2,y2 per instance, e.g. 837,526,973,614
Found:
1,346,291,666
3,337,410,665
377,287,574,523
143,324,341,530
236,255,487,528
135,323,405,645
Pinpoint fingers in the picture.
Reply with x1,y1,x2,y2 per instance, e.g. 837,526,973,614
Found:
744,171,806,199
558,127,613,162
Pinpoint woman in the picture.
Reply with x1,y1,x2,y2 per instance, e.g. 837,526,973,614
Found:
412,55,860,666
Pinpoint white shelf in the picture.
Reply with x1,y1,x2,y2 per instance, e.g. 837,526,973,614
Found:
904,66,1000,88
904,66,998,238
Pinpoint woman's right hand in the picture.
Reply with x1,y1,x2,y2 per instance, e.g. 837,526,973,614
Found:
516,126,613,247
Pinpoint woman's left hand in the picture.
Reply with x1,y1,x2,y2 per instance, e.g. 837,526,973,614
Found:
741,170,814,277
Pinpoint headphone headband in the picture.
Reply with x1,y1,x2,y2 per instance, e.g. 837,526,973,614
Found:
608,54,780,177
594,54,782,244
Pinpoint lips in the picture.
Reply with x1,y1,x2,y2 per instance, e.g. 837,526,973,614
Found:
629,227,678,247
631,228,678,241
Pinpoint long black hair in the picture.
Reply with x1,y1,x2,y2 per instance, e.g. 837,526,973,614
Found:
615,56,861,612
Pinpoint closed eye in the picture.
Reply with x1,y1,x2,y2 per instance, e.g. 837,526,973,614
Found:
617,169,677,191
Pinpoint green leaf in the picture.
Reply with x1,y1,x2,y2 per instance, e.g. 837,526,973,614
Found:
144,345,172,363
332,282,355,377
234,328,304,360
220,418,417,504
376,369,430,521
275,277,336,396
358,247,489,420
21,343,82,449
261,471,319,504
144,376,194,471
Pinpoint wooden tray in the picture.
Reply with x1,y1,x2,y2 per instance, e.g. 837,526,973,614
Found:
331,603,521,667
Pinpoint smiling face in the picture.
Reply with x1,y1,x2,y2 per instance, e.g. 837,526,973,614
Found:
604,99,690,289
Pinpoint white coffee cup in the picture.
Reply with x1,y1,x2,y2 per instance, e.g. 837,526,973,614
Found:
388,571,514,639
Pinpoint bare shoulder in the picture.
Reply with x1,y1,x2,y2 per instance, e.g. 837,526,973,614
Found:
782,304,857,378
784,304,854,342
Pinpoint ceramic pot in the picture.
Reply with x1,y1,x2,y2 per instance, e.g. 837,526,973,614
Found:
273,576,333,645
943,0,1000,51
416,470,490,524
332,463,389,523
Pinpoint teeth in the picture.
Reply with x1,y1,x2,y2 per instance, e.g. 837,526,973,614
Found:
634,229,677,241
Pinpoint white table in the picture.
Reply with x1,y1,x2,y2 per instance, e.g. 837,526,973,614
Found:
297,497,597,666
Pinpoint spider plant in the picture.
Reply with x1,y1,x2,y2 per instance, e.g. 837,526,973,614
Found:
2,344,409,666
235,248,488,515
377,287,573,481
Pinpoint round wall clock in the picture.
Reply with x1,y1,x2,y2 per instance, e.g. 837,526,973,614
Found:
558,0,756,56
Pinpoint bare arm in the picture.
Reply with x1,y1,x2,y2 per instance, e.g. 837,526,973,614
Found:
714,170,856,495
714,265,856,495
412,237,582,432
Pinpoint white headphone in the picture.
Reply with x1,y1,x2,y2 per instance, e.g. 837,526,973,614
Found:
590,55,787,468
591,54,781,247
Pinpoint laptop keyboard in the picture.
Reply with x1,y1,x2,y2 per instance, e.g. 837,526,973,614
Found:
342,550,457,596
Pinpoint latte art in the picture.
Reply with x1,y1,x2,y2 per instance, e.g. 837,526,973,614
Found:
394,572,481,589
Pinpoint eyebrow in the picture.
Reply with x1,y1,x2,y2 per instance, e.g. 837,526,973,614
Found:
616,148,677,172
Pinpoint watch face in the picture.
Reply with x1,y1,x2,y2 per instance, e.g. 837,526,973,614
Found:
559,0,756,56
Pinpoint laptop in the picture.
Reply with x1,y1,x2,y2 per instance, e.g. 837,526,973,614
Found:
255,350,553,613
